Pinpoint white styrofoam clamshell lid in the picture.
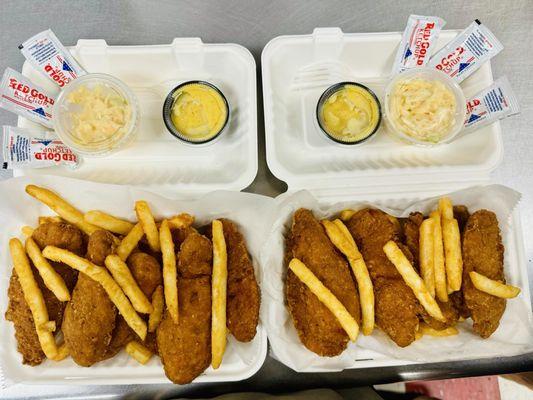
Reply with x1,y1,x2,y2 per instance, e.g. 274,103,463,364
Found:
262,28,504,197
0,176,270,385
16,38,258,198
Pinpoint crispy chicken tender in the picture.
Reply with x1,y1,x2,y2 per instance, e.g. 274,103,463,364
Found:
402,212,424,271
462,210,505,338
346,208,420,347
286,209,360,357
157,232,212,384
62,230,117,366
5,222,81,365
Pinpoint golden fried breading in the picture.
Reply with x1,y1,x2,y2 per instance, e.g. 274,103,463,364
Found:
420,298,459,331
157,232,212,384
220,219,260,343
462,210,505,338
32,222,85,256
286,209,360,357
346,208,419,347
402,212,424,271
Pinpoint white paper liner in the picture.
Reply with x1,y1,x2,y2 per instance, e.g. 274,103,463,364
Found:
261,185,533,372
0,175,273,385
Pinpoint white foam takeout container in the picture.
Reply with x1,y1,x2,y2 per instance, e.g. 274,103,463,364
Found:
260,28,532,371
0,176,271,385
15,38,258,197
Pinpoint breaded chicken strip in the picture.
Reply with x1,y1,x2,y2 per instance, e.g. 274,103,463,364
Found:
105,252,162,358
286,209,360,357
157,232,212,384
346,208,419,347
219,219,259,342
62,230,117,366
462,210,505,338
5,222,82,365
402,212,424,271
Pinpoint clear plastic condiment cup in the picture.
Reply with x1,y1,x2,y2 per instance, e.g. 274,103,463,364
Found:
53,73,139,156
384,68,466,146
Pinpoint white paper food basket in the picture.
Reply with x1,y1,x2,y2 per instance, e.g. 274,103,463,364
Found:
261,28,533,372
15,37,258,197
0,176,271,385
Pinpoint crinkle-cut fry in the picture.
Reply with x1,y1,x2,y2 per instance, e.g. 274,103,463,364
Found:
38,216,63,225
135,200,160,252
117,222,144,261
125,341,152,365
9,238,58,359
148,285,164,332
323,219,374,335
211,220,228,369
430,211,448,302
21,226,34,237
339,209,357,222
419,218,435,298
50,342,69,361
419,323,459,337
42,246,147,340
470,271,521,299
25,185,99,235
168,213,194,229
383,241,445,322
26,237,70,301
289,258,359,341
160,220,178,323
442,217,463,292
84,210,135,235
105,255,153,314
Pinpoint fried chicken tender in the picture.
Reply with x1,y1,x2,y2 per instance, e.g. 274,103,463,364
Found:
105,252,162,358
402,212,424,271
62,230,117,366
462,210,505,338
157,232,212,384
286,209,360,357
5,222,82,365
346,208,420,347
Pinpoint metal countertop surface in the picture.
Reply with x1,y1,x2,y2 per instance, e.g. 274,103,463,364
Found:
0,0,532,398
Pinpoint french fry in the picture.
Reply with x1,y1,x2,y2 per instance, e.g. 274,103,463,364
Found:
168,213,194,229
415,330,424,340
50,342,69,361
438,197,454,220
125,341,152,365
21,226,34,237
469,271,521,299
26,237,70,302
9,238,58,359
39,320,56,332
25,185,99,235
419,323,459,337
148,285,164,332
323,219,374,335
160,220,178,323
211,220,228,369
431,211,448,302
117,222,144,261
289,258,359,341
84,210,134,235
105,255,153,314
42,246,147,340
419,218,435,298
383,241,445,322
442,217,463,292
38,216,63,225
135,201,160,252
339,209,357,222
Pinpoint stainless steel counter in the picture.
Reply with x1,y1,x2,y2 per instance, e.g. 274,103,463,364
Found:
0,0,532,398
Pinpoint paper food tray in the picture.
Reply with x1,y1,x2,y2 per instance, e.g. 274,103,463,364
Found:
15,38,258,197
262,28,503,193
261,186,533,372
0,176,270,385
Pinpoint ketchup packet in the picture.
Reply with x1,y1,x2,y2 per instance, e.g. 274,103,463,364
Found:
428,20,503,83
0,68,57,128
19,29,86,88
2,126,79,170
464,76,519,133
392,15,446,74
